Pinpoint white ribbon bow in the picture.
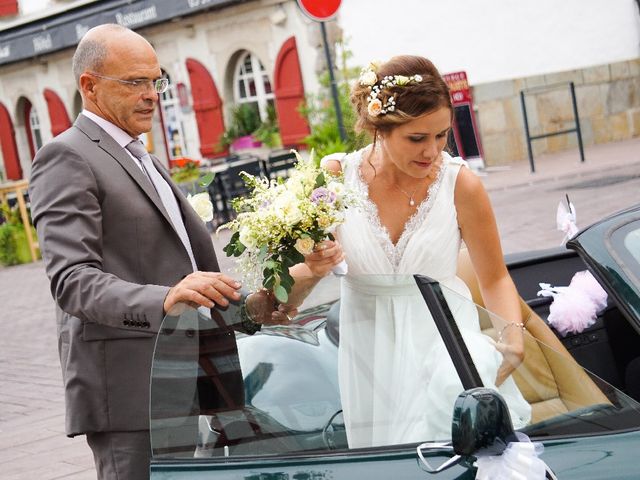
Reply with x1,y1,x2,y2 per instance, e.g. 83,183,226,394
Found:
475,433,552,479
556,200,578,244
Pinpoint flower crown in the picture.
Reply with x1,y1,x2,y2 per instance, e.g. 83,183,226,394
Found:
359,62,423,117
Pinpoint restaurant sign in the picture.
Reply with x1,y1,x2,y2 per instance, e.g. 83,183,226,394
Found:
0,0,242,66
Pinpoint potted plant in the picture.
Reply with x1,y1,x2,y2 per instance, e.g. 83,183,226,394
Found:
253,103,282,149
170,158,201,183
220,104,263,151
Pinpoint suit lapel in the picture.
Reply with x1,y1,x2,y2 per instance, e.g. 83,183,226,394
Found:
74,115,175,229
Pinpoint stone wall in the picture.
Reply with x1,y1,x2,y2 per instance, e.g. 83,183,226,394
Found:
472,58,640,166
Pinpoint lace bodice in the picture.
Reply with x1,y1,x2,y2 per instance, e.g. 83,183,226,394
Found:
353,155,446,271
333,148,467,278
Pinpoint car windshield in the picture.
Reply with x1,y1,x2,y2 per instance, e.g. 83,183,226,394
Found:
150,274,640,460
610,220,640,291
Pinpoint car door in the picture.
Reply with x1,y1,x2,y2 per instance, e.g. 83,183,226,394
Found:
149,273,640,479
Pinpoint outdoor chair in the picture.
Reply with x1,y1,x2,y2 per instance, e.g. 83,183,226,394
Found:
217,155,267,217
264,150,297,180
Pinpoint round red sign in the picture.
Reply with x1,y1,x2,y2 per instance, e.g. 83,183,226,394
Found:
296,0,341,21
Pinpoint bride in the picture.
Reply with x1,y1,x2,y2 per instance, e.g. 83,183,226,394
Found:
288,55,531,448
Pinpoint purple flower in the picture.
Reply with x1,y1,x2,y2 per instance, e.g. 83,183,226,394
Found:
310,187,336,204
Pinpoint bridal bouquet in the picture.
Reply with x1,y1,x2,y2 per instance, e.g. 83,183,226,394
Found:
219,150,357,303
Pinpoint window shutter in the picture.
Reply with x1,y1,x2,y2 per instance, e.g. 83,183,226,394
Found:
43,89,72,137
186,58,228,159
0,102,23,180
274,37,310,147
0,0,18,17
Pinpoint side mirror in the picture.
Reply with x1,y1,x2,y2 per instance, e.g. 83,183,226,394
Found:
452,387,517,457
419,389,556,478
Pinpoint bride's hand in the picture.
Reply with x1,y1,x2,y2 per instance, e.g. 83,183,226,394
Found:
304,240,344,278
493,324,525,386
246,289,298,325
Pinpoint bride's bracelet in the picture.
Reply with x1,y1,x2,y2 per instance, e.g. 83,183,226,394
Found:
497,322,525,344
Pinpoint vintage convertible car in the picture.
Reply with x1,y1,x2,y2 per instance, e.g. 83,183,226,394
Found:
149,204,640,479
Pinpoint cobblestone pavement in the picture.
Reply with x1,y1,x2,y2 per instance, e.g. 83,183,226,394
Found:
0,138,638,478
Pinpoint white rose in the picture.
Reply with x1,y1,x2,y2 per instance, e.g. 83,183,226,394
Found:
294,236,315,255
187,192,213,222
290,182,305,197
282,203,303,226
359,70,378,86
239,226,257,249
274,190,298,210
285,174,306,196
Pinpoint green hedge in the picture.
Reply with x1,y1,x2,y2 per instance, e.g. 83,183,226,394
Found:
0,223,39,266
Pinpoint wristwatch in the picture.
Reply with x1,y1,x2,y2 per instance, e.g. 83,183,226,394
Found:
239,301,262,335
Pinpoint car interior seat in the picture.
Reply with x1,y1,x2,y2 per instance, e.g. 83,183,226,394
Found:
456,249,610,423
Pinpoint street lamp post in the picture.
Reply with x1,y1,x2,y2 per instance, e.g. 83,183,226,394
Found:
319,21,347,143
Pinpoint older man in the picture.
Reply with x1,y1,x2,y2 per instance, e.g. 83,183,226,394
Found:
29,24,281,479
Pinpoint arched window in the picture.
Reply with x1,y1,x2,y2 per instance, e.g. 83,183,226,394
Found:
27,104,43,156
159,71,188,160
234,51,274,121
20,98,43,160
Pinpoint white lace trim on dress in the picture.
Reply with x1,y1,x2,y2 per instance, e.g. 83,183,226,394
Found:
353,155,446,272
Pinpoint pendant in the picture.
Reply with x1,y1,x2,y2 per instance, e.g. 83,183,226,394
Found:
409,199,415,206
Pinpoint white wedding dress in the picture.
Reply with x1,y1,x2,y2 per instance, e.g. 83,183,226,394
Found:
330,148,531,448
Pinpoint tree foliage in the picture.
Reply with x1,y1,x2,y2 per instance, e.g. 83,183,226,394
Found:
301,41,370,160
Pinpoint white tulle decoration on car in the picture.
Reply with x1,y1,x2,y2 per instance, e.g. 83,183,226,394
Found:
537,270,608,336
475,433,551,479
557,198,578,244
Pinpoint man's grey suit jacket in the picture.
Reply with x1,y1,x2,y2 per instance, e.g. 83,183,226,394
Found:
29,114,232,437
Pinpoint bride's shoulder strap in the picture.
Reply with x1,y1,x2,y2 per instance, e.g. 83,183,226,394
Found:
443,151,468,168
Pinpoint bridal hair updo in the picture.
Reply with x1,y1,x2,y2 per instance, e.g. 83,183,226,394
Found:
351,55,452,136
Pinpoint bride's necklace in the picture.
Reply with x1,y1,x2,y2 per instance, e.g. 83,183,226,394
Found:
393,183,421,207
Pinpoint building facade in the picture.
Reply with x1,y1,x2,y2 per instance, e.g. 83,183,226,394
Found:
0,0,337,181
0,0,639,180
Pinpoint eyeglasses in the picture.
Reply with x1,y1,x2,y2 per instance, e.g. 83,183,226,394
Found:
88,72,170,94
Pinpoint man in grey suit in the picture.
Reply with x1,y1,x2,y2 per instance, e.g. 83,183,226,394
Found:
29,24,281,479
